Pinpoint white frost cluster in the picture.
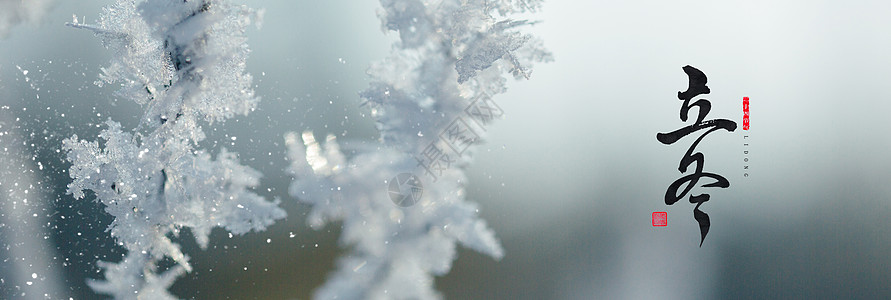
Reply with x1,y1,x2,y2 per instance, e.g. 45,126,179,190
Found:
287,0,551,298
63,1,284,298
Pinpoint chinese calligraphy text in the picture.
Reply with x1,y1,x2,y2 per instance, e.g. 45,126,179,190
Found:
657,65,737,247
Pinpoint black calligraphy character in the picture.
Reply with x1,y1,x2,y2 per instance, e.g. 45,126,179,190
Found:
657,65,737,247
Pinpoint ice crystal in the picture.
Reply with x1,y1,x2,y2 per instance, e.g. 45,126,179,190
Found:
287,0,551,298
63,0,284,298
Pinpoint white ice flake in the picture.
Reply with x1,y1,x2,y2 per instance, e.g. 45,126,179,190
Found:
287,0,550,298
63,0,285,298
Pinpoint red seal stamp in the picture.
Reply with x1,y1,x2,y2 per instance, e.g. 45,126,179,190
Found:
652,212,668,227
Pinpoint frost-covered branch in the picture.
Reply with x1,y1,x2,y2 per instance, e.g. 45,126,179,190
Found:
287,0,551,298
62,1,284,298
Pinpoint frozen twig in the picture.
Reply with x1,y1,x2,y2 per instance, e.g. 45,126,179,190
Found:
287,0,551,298
63,1,284,298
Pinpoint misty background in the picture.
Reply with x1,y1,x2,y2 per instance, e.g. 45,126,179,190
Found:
2,0,891,299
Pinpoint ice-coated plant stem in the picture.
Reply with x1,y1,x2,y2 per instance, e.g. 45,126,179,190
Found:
62,1,284,298
287,0,551,298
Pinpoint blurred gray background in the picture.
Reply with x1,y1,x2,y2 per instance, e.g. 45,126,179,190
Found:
2,0,891,299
